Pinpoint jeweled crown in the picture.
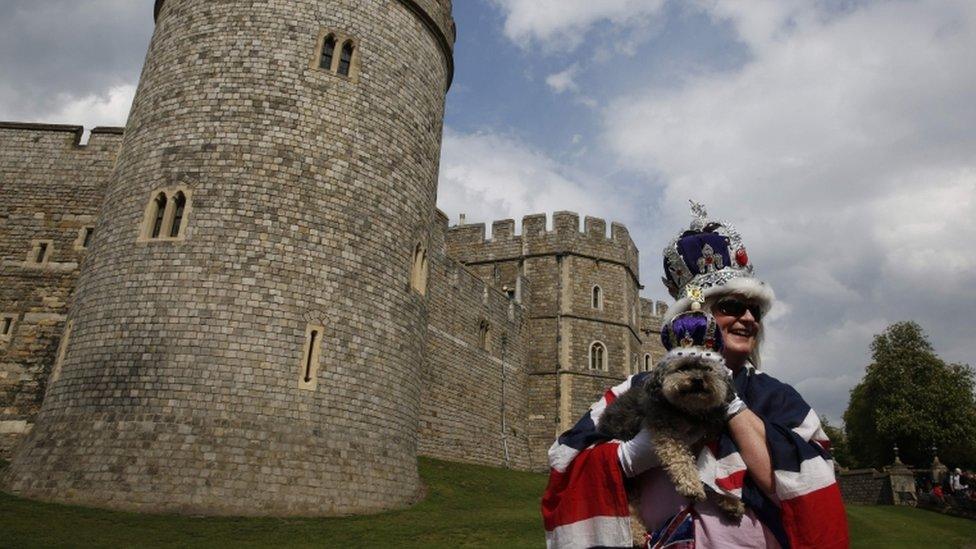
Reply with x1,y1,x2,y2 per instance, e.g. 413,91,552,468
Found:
660,311,723,354
661,201,755,300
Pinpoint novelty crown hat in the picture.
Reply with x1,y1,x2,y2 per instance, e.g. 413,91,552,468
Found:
661,201,774,322
658,311,726,367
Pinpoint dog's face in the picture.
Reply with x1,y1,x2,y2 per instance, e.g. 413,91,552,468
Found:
652,354,729,413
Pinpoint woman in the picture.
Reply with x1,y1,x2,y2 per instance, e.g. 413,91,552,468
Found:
543,204,848,548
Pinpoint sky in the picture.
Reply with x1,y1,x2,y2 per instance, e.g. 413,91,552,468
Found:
1,0,974,423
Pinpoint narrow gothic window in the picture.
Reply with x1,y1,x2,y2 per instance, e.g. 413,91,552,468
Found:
299,324,325,390
338,40,354,76
479,320,491,351
589,342,606,371
1,316,13,337
320,35,336,70
592,285,603,309
82,227,94,248
170,191,187,238
410,243,428,295
151,193,168,238
644,354,652,372
34,242,49,263
304,330,319,383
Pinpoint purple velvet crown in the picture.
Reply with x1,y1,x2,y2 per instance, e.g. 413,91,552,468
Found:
661,202,754,300
660,311,723,353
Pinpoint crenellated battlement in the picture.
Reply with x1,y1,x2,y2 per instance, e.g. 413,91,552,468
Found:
445,212,640,280
640,297,669,320
0,122,124,150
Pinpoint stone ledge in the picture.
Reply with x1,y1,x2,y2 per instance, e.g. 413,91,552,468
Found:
0,420,31,435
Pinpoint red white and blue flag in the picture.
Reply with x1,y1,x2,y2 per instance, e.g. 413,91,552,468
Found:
541,368,849,549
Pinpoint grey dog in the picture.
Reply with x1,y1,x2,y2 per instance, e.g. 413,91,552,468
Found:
598,352,745,520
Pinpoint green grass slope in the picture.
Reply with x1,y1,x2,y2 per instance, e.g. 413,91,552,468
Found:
0,458,548,548
2,457,975,548
847,504,976,548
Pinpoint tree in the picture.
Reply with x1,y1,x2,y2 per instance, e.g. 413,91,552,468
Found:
820,416,852,469
843,322,976,469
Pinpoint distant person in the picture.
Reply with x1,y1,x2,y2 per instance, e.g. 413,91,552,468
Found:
950,468,966,493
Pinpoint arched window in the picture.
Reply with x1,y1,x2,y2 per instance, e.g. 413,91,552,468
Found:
410,243,428,295
589,342,607,371
150,193,168,238
592,285,603,310
141,187,192,242
644,354,652,372
338,40,354,76
169,191,187,238
479,320,491,351
319,35,336,71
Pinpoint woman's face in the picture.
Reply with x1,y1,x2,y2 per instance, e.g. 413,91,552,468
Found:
711,296,761,368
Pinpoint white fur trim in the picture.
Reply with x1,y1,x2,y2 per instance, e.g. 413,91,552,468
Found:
664,276,775,323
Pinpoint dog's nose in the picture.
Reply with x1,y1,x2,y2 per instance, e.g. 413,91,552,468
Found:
690,378,705,390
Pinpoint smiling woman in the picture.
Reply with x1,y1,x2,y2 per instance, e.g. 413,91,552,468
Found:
543,204,849,549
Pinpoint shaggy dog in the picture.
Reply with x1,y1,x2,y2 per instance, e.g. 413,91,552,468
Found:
599,348,745,521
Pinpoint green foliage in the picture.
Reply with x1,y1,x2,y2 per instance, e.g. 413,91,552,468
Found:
844,322,976,469
821,417,852,468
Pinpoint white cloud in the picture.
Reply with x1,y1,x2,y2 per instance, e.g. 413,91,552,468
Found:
600,0,976,419
488,0,665,51
51,84,135,129
437,129,619,232
0,84,136,131
546,65,579,94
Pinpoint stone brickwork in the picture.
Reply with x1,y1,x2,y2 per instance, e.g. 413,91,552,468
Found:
0,123,123,458
418,211,534,470
0,0,673,515
639,297,669,373
838,468,892,505
444,212,666,467
4,0,454,516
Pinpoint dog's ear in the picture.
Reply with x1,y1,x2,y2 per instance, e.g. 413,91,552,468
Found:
642,366,667,407
646,365,665,391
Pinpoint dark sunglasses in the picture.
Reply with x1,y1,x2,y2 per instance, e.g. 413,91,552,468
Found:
715,299,762,322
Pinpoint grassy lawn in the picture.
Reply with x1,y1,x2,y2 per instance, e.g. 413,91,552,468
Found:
847,504,976,548
0,458,548,548
2,457,975,548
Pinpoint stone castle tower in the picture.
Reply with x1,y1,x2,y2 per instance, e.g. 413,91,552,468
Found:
0,0,670,517
444,213,670,463
4,0,456,515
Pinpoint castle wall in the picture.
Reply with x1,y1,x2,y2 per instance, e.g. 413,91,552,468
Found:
639,297,669,372
444,212,653,467
4,0,454,516
0,123,122,458
417,211,534,470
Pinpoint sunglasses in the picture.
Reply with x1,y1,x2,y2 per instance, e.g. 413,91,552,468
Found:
714,299,763,322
